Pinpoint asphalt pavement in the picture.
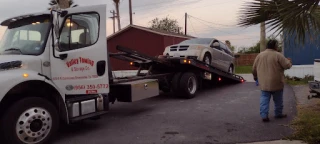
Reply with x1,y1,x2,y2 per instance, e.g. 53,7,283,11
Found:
52,82,296,144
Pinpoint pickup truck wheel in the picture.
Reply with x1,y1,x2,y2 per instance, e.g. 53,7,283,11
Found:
1,97,59,144
180,72,198,99
203,53,211,65
228,65,234,74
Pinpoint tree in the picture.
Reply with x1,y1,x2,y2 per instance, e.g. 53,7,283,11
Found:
113,0,121,31
237,35,282,54
237,0,320,45
225,40,235,53
149,17,183,34
48,0,78,9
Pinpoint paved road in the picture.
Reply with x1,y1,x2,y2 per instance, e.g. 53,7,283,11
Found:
53,82,296,144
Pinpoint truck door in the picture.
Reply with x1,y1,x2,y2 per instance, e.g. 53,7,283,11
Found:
50,4,109,95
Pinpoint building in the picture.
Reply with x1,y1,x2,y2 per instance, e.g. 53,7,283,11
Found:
283,32,320,78
107,25,194,77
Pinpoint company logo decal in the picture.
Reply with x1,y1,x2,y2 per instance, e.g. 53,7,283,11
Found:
66,57,95,72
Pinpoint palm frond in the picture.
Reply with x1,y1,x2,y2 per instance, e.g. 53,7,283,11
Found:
238,0,320,45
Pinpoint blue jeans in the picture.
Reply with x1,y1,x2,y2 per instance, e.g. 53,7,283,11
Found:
260,90,284,119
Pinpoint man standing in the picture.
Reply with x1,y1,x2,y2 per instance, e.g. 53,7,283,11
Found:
252,39,292,122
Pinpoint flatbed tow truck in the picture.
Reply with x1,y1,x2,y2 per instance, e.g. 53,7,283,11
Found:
0,4,245,144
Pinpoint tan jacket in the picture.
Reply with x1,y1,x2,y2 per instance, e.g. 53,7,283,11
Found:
252,49,292,91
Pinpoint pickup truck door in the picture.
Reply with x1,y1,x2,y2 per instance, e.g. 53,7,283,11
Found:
210,42,224,70
50,4,109,95
218,42,231,71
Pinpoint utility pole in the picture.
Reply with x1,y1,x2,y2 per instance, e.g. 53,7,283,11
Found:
109,10,116,34
260,0,266,52
185,13,187,35
129,0,133,25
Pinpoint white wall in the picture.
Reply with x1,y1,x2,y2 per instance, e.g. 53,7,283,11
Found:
113,66,314,79
284,65,313,78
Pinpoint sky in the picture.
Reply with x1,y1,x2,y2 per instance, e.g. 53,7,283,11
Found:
0,0,277,52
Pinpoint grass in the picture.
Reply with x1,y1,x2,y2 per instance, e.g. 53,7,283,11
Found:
285,75,314,86
235,65,252,74
287,104,320,144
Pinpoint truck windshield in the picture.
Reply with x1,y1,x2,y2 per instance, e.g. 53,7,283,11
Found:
0,15,50,55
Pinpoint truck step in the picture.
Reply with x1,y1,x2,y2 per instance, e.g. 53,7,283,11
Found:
70,111,108,123
66,94,101,103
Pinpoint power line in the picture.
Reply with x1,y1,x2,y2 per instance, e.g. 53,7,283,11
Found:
188,15,237,27
188,15,197,36
188,14,255,39
133,0,200,12
127,0,184,8
123,1,236,26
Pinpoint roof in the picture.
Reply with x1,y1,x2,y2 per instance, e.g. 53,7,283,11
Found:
107,25,195,40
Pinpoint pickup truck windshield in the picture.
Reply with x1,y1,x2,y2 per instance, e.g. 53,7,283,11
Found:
179,38,213,45
0,15,50,55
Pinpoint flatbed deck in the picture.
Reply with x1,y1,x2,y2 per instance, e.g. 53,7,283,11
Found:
109,45,245,84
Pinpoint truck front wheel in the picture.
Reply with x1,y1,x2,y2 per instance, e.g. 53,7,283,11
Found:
1,97,59,144
179,72,198,99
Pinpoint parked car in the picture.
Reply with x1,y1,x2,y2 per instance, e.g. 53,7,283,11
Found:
163,38,235,73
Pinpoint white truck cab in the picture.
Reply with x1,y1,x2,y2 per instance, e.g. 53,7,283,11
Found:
0,4,111,144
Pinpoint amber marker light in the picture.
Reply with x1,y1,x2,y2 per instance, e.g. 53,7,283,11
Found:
23,73,29,78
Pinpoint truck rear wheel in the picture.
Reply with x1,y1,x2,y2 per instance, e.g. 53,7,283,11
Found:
1,97,59,144
179,72,198,99
171,72,182,94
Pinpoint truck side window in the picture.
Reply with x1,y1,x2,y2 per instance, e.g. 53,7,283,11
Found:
59,13,100,52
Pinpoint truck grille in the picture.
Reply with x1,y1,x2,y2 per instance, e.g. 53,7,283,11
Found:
170,45,189,51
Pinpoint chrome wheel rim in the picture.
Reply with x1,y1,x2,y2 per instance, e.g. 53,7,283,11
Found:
205,57,210,65
229,67,233,73
16,107,52,144
187,76,197,94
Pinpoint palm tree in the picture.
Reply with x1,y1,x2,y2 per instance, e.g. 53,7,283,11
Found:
48,0,78,9
238,0,320,45
113,0,121,31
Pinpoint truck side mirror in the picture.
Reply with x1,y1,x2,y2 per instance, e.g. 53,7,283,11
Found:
59,53,68,60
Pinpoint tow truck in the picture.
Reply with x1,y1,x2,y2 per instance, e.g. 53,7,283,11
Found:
0,4,245,144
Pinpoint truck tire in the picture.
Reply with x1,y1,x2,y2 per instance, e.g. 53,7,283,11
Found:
171,72,182,94
1,97,59,144
179,72,198,99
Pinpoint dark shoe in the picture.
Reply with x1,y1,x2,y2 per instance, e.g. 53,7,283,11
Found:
262,117,270,122
275,114,287,119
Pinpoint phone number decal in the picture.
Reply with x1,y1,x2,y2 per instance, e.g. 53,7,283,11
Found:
74,84,109,90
